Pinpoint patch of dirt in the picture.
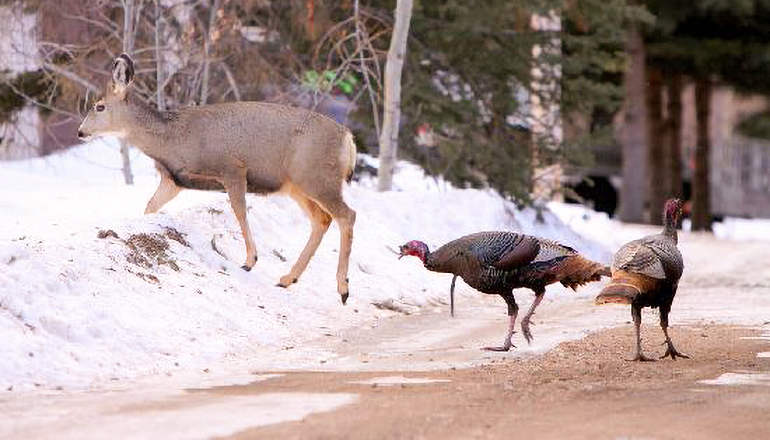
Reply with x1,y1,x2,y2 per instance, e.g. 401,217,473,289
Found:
162,227,190,248
125,232,179,272
97,229,120,240
125,268,160,284
225,325,770,440
100,227,188,274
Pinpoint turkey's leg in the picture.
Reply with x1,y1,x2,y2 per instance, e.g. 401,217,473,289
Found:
484,294,518,351
630,304,655,362
520,289,545,344
659,306,689,360
449,274,457,317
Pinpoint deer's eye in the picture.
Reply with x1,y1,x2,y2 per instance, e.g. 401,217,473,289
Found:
96,104,105,112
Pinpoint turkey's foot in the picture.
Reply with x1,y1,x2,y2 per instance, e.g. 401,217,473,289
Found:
482,337,514,351
660,343,690,360
482,344,513,352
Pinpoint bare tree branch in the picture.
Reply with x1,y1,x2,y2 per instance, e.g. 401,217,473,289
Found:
43,62,100,93
220,61,241,101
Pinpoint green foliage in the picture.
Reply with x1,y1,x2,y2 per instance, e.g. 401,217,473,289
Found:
737,110,770,140
0,70,50,123
363,0,560,202
563,0,650,116
364,0,644,202
561,0,649,176
301,70,359,96
646,0,770,95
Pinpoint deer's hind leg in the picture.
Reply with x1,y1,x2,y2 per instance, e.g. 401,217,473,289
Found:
278,186,332,287
223,167,258,271
315,193,356,305
144,161,181,214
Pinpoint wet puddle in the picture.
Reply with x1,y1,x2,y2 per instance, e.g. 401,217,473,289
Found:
351,376,452,386
698,372,770,387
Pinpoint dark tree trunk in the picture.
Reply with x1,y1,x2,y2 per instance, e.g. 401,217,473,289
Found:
618,25,648,223
692,78,712,231
646,66,665,225
665,73,683,199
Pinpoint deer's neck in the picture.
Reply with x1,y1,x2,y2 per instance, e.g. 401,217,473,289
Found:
123,96,178,157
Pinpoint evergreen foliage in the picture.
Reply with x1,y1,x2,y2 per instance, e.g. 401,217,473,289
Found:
347,0,644,203
0,70,50,123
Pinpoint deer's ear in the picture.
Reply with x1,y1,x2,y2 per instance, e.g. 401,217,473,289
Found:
111,54,135,98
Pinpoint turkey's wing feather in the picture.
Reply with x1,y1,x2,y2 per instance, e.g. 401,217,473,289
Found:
492,235,540,269
533,238,577,263
472,233,575,270
456,231,538,270
611,238,667,280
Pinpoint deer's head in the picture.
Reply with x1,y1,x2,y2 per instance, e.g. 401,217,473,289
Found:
78,54,135,140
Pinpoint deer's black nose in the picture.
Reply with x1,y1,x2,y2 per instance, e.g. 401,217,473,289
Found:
77,131,85,138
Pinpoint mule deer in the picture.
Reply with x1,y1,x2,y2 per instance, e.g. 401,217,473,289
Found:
78,54,357,304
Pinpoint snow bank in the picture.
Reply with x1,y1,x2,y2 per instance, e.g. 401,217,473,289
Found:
710,217,770,242
0,139,610,391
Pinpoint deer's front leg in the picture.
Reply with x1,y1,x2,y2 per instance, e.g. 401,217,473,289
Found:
278,188,332,287
145,161,181,214
223,167,258,271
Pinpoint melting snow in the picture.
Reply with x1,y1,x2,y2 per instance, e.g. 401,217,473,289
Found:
699,373,770,387
3,391,357,440
351,376,451,386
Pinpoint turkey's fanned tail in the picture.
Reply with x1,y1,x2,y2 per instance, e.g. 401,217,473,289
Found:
595,283,640,305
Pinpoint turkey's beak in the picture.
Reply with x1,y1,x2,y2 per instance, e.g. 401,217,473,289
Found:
397,245,406,259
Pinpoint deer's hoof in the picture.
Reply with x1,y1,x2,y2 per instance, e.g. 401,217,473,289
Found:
240,265,252,272
340,292,349,305
277,275,297,288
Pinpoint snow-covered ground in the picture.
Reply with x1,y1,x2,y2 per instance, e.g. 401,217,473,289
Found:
0,139,611,392
2,139,767,393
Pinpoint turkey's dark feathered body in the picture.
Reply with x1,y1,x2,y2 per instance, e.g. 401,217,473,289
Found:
409,230,609,350
424,231,605,296
599,225,684,310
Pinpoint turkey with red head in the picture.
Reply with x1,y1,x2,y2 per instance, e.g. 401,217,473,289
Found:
399,231,610,351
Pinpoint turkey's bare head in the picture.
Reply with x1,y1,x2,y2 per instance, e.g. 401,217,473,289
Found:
664,198,683,224
399,240,429,262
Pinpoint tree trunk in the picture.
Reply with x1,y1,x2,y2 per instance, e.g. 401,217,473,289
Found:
646,66,664,225
200,0,221,105
120,0,137,185
155,0,164,111
692,78,712,231
665,73,683,199
618,25,648,223
377,0,413,192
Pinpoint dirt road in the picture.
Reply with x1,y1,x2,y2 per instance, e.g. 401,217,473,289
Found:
2,230,769,439
230,324,770,440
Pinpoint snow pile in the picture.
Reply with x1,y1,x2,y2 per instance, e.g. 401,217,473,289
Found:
711,217,770,242
0,139,610,391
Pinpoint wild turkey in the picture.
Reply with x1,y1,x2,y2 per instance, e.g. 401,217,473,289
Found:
399,231,610,351
596,198,688,361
